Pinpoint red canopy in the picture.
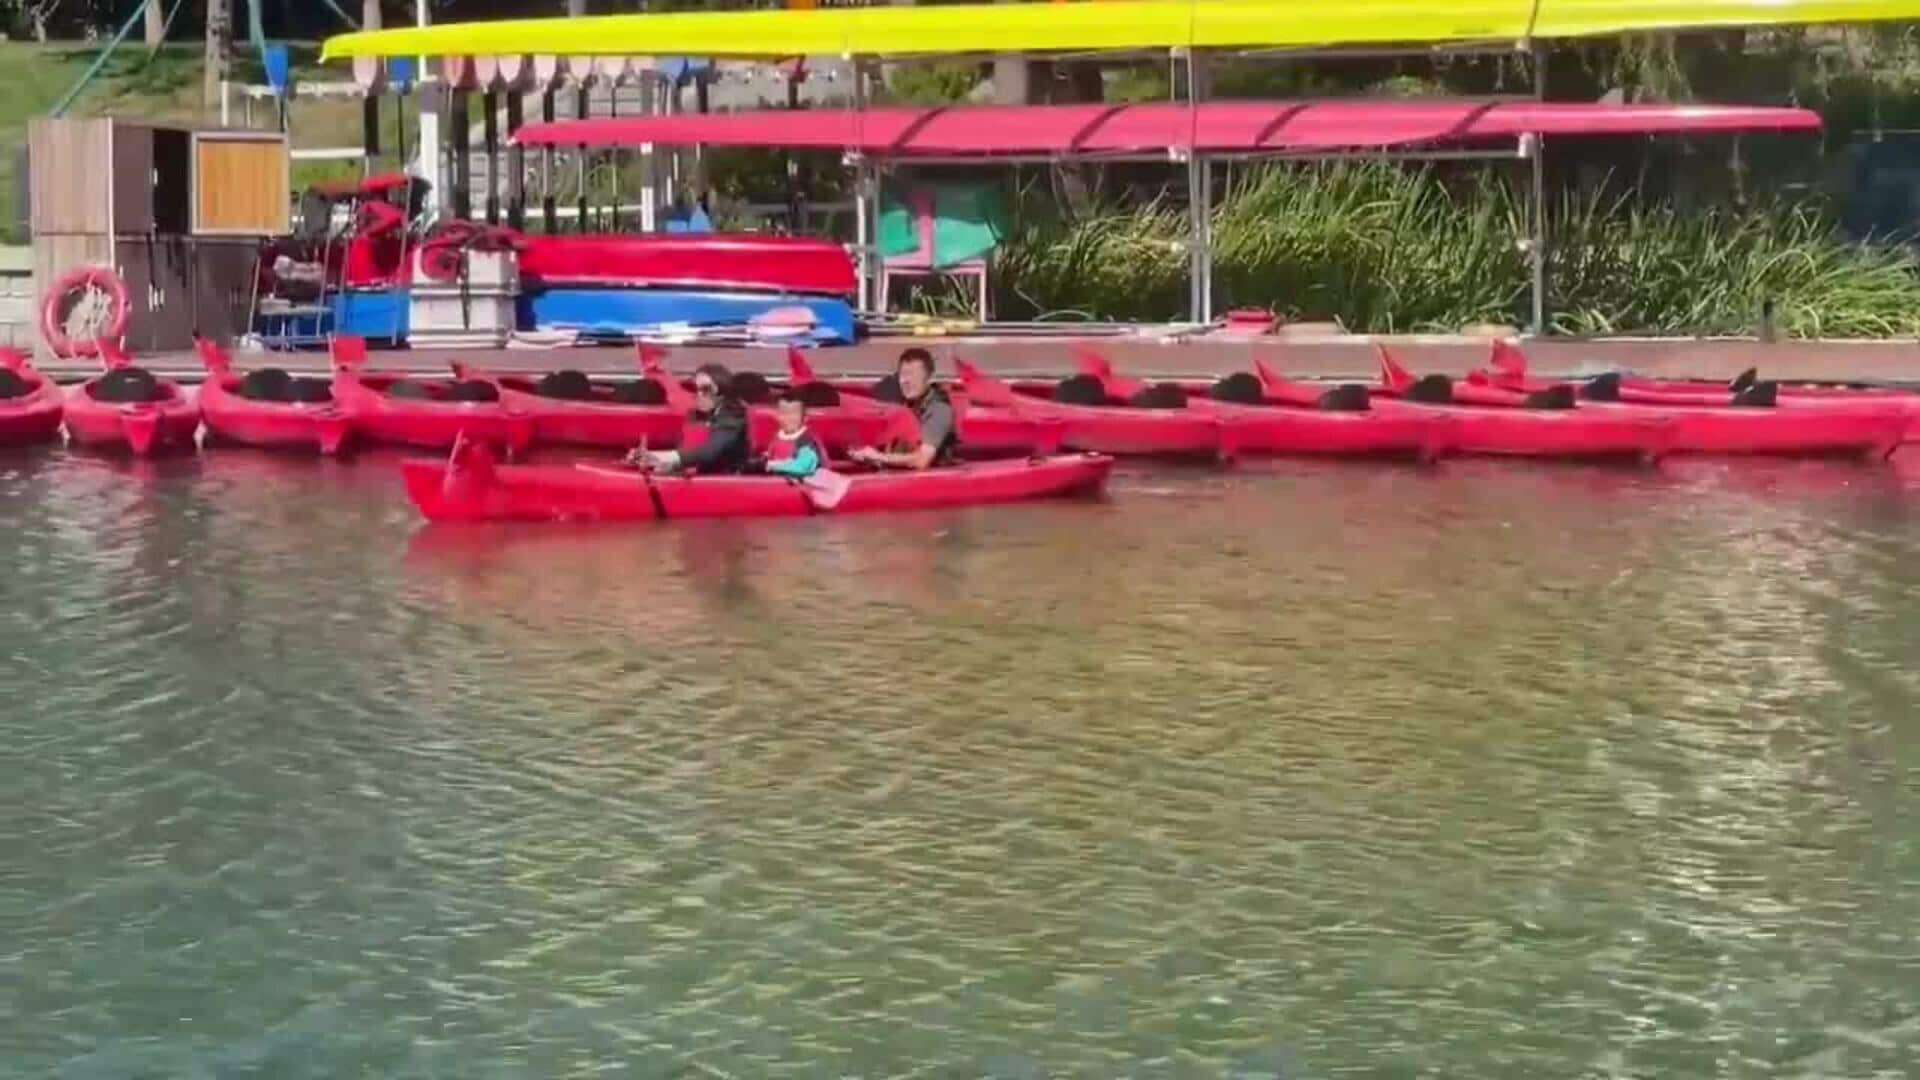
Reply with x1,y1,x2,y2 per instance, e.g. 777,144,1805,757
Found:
513,100,1822,156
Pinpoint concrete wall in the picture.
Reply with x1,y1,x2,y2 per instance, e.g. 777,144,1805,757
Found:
0,245,33,349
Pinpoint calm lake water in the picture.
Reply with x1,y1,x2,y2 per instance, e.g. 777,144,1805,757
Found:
4,447,1920,1078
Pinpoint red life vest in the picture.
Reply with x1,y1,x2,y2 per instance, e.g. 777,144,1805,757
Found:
768,428,823,462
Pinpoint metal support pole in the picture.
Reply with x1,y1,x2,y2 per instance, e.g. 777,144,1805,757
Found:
608,81,622,232
450,90,471,221
541,87,557,232
576,83,590,233
853,60,875,312
1184,49,1212,324
483,90,500,225
1529,43,1548,336
506,91,525,232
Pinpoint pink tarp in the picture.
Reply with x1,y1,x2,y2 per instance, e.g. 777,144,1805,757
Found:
513,100,1822,156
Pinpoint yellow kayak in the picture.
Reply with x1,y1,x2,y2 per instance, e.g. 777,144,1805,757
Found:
323,0,1920,62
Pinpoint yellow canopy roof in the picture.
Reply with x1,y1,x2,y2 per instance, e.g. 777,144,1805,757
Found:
320,0,1920,62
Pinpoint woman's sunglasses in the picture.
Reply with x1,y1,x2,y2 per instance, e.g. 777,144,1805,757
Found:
693,381,718,395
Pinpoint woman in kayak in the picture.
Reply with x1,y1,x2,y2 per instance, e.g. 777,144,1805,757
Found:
849,347,959,469
628,363,752,474
755,392,826,479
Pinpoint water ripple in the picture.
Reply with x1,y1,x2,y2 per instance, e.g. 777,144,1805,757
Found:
1,451,1918,1077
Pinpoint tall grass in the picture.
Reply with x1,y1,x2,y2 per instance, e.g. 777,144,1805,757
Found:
992,162,1920,337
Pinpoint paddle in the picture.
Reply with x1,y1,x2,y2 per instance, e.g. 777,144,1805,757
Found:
787,345,819,385
194,337,234,381
1072,345,1146,399
638,343,696,411
798,467,854,510
954,359,1020,408
1374,344,1419,394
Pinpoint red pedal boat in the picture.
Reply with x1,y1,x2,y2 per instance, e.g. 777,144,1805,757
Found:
0,348,65,447
329,337,535,454
1481,342,1912,457
1371,346,1672,462
196,338,353,454
957,361,1226,458
403,437,1113,523
63,342,200,455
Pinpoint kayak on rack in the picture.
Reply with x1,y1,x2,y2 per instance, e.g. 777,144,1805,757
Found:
1479,342,1913,457
1371,346,1674,462
1073,349,1450,461
956,360,1227,458
63,341,200,455
402,435,1113,523
197,338,353,454
0,348,65,448
329,336,536,453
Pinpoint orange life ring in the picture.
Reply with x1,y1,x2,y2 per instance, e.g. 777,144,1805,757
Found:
41,265,131,359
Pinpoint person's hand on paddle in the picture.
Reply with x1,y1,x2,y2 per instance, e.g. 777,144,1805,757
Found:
847,445,880,466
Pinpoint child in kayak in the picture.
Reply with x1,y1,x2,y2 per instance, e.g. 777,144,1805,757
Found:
628,363,752,474
849,347,959,469
756,392,826,479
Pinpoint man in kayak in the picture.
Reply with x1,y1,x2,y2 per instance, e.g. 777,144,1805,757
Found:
628,363,752,474
754,392,826,480
849,348,959,469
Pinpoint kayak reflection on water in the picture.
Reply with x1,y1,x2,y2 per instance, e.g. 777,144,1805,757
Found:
627,363,752,475
849,347,961,470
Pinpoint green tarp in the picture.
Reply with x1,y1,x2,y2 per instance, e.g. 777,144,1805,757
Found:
878,182,1007,268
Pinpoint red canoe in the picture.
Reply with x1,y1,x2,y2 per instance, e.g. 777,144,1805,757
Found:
1480,343,1913,457
403,439,1114,523
958,361,1225,458
329,337,535,453
0,348,65,447
196,339,353,454
1372,346,1672,461
63,343,200,455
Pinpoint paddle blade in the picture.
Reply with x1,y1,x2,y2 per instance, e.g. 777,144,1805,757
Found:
639,344,695,411
787,345,818,385
800,468,854,511
1490,338,1530,377
194,336,233,379
1071,345,1144,399
955,359,1018,408
330,335,370,371
1375,344,1417,394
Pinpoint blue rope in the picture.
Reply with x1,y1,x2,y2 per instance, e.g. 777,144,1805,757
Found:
50,1,151,117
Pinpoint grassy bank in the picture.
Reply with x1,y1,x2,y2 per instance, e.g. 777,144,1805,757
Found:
991,163,1920,338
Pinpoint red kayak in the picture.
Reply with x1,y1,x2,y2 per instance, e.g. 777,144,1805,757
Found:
1372,346,1672,461
957,361,1225,458
329,337,535,454
0,348,65,447
1076,349,1449,461
63,342,200,455
1482,342,1913,457
403,437,1113,523
492,360,686,450
196,338,353,454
